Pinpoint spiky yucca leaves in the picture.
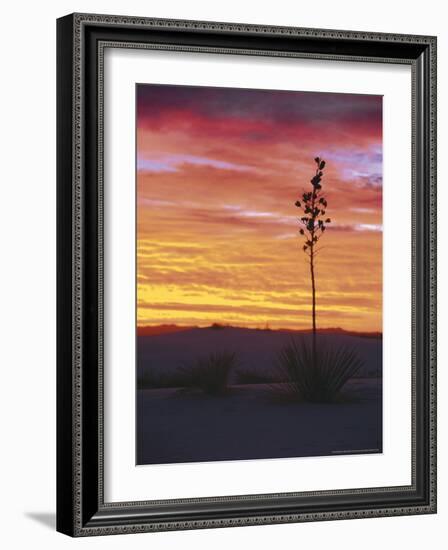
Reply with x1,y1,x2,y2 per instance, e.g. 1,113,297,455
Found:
274,339,363,402
179,351,237,395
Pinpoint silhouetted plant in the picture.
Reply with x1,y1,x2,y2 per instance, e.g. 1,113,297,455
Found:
178,351,237,395
273,339,363,402
294,157,331,357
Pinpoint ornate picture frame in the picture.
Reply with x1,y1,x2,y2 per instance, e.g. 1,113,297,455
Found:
57,13,436,537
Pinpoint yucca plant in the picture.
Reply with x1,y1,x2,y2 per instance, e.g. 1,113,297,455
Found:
273,339,363,402
294,157,331,358
178,351,237,395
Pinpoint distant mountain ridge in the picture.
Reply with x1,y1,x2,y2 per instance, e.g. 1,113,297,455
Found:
137,325,193,336
137,324,382,339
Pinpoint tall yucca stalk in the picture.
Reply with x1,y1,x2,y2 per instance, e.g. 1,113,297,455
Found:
294,157,331,357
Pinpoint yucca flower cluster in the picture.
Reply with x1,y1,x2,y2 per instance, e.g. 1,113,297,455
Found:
294,157,331,255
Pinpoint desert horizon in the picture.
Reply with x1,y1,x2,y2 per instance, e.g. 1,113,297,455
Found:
136,323,382,338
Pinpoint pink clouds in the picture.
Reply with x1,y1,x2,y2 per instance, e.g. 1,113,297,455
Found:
136,83,383,331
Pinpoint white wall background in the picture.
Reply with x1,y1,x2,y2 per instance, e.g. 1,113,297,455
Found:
0,1,445,548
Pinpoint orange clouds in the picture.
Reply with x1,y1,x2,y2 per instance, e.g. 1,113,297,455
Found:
136,84,382,332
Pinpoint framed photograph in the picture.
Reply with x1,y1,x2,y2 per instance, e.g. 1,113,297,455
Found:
57,13,437,537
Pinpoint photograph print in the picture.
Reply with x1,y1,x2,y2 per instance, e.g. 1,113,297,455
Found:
136,84,383,465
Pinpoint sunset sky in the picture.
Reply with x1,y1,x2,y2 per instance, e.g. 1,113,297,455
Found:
136,84,382,332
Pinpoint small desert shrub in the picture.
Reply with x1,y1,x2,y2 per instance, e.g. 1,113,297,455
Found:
178,351,237,395
137,370,161,390
273,339,364,403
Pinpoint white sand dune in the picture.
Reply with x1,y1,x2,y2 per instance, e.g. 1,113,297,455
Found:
137,378,382,465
